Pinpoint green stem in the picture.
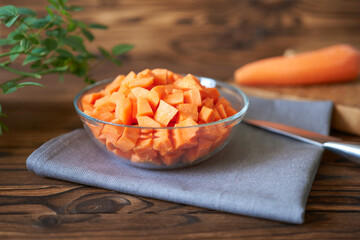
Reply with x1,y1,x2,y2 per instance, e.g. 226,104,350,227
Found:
0,51,24,58
0,64,41,78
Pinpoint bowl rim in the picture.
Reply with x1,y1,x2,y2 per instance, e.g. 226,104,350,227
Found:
73,76,249,129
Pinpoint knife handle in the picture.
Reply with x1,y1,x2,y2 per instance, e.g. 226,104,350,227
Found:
324,141,360,164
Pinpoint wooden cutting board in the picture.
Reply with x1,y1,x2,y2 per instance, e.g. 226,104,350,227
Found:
233,78,360,136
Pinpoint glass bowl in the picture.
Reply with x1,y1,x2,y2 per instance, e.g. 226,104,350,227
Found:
74,76,249,169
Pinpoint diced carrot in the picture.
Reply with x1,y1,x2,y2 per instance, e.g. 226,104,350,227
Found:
216,97,231,107
104,75,125,95
119,84,131,95
212,126,231,149
162,92,184,106
216,104,227,119
101,119,124,144
152,68,168,85
115,97,132,125
202,98,214,109
112,148,133,159
137,116,162,127
172,73,183,81
82,92,104,107
225,106,237,117
109,91,125,103
198,106,215,123
154,100,179,126
94,96,111,108
133,138,157,161
115,127,139,152
172,118,199,150
131,87,150,99
163,84,174,94
130,97,138,124
136,98,154,117
129,76,154,89
86,122,104,138
174,74,204,91
204,88,220,102
161,150,184,166
148,86,164,110
235,44,360,85
184,89,202,106
121,71,137,87
177,103,198,122
138,69,155,78
199,125,219,141
184,138,212,163
90,108,115,122
153,130,173,156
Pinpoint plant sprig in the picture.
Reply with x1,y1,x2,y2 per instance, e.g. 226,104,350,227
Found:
0,0,134,135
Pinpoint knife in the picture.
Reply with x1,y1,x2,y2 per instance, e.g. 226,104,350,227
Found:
243,119,360,164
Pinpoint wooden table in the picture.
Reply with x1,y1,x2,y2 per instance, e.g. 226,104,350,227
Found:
1,0,360,239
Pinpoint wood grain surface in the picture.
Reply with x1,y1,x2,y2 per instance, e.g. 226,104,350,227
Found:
1,0,360,239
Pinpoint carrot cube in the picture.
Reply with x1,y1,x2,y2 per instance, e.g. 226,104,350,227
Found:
204,88,220,102
202,98,214,109
177,103,198,122
152,68,168,85
131,87,150,99
101,119,124,144
137,116,162,128
174,74,204,91
121,71,137,87
133,138,157,161
129,76,154,89
184,137,212,163
162,92,184,106
104,75,125,95
225,106,237,117
184,89,202,106
136,98,154,117
216,104,227,119
115,127,139,152
199,106,215,123
161,150,184,166
115,97,132,125
154,100,179,126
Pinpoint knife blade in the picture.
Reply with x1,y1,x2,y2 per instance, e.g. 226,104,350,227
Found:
243,119,360,164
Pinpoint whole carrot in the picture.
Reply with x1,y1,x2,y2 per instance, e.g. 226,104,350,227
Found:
234,44,360,85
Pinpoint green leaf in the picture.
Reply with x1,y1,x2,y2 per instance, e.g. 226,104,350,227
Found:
9,44,22,61
39,65,68,74
4,15,20,27
28,36,40,45
18,7,36,17
112,44,134,56
0,5,19,18
67,21,76,32
31,47,47,56
22,54,42,66
20,39,32,52
12,33,25,40
44,38,57,51
56,49,73,58
46,6,55,18
98,46,111,59
1,81,18,94
0,38,15,46
17,81,44,88
46,28,67,38
81,28,94,41
47,0,60,10
89,23,108,29
68,6,83,12
31,18,51,29
62,36,87,53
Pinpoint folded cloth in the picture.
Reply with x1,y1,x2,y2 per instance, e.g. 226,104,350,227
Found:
27,97,333,224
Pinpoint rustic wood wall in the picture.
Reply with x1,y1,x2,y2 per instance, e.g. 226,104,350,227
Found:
1,0,360,80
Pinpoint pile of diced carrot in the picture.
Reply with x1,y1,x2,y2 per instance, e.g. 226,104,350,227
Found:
81,69,238,167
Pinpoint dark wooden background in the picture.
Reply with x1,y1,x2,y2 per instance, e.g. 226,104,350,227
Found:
1,0,360,239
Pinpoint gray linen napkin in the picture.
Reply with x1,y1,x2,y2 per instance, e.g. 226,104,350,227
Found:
27,97,333,224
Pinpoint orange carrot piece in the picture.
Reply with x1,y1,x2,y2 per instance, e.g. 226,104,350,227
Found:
204,88,220,102
121,71,137,87
90,108,115,122
152,68,168,85
153,137,174,156
225,106,237,117
162,92,184,106
161,150,184,166
202,98,214,109
129,76,154,89
115,127,139,152
148,86,164,110
198,106,215,123
199,125,220,141
131,87,150,99
177,103,198,122
154,100,179,126
136,116,162,127
82,92,104,106
235,44,360,85
133,138,157,161
136,98,154,117
216,97,231,107
174,74,204,91
86,122,104,138
138,69,155,78
213,108,221,121
101,119,124,144
104,75,125,95
216,104,227,119
184,89,202,106
112,148,133,159
184,137,212,163
172,118,199,150
115,97,132,125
